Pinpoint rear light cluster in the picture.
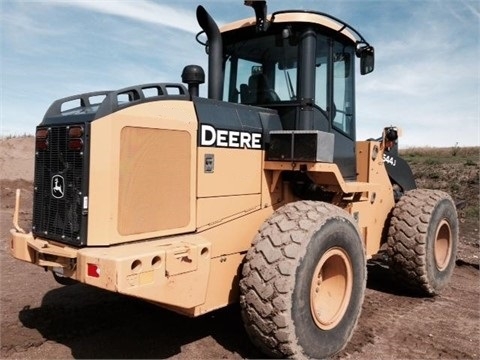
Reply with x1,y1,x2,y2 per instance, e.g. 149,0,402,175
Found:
35,128,49,150
36,125,84,151
67,126,84,151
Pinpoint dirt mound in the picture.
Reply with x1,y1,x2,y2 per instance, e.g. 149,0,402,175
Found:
0,136,34,181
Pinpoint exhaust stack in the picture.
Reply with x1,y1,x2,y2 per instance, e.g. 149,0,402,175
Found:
196,6,223,101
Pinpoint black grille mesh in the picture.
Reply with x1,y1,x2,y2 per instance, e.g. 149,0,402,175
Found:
33,126,86,246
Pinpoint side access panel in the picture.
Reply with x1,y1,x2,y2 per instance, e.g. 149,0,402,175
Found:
88,100,198,246
193,97,282,232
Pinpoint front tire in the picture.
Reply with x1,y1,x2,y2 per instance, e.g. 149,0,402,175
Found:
240,201,366,359
386,189,458,295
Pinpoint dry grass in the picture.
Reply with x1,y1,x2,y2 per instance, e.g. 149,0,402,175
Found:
0,134,33,140
400,146,479,165
401,146,479,226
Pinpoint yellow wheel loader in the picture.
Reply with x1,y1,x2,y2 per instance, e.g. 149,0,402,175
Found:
10,1,458,358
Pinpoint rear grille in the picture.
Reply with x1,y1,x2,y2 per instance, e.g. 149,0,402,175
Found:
32,125,87,246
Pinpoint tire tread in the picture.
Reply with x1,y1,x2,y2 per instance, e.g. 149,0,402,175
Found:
386,189,457,295
240,201,361,358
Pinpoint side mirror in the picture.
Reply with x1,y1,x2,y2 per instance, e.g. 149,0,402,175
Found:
358,46,375,75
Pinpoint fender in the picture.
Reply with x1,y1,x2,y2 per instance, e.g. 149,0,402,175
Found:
383,152,417,192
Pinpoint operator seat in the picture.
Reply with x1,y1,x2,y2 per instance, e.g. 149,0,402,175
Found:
241,73,280,104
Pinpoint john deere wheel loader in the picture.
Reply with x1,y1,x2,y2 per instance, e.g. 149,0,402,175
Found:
10,1,458,358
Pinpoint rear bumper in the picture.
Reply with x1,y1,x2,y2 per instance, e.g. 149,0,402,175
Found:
10,229,212,309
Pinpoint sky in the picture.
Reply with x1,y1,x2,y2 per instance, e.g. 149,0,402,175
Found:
1,0,479,148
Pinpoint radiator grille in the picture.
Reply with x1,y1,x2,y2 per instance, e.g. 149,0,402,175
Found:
32,125,87,246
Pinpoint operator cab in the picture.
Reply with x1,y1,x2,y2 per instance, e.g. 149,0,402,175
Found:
196,2,374,180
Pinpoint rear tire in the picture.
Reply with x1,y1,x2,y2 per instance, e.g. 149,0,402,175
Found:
386,189,458,295
239,201,366,359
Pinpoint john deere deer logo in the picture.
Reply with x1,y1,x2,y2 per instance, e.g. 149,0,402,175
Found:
52,175,65,199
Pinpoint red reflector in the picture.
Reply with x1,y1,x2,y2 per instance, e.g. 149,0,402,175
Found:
68,138,83,151
87,263,100,277
68,126,84,138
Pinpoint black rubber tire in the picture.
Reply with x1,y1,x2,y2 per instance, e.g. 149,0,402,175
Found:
386,189,458,295
239,201,366,359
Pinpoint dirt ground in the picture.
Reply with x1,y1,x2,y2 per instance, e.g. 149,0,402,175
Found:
1,137,479,359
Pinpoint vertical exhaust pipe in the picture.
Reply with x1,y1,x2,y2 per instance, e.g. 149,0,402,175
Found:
196,6,223,101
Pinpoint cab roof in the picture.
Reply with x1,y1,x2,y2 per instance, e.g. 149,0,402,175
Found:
220,10,367,46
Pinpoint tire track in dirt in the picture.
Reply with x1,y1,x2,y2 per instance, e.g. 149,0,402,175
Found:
338,264,479,359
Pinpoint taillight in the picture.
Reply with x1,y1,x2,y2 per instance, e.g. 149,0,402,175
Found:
36,128,49,150
68,126,84,138
68,138,83,151
67,125,84,151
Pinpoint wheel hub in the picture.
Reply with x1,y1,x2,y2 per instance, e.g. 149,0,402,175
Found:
310,247,353,330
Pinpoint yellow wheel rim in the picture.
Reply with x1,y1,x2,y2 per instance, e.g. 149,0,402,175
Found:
434,219,452,271
310,247,353,330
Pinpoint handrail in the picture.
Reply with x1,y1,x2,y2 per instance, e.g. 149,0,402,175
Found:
42,83,189,121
